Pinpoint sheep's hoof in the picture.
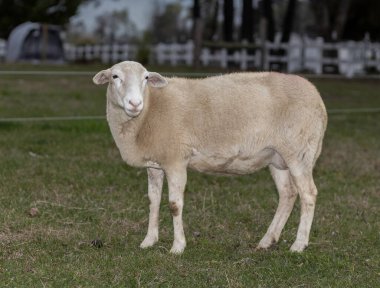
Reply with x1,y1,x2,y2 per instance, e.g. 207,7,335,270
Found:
256,235,276,250
256,244,270,251
140,236,158,249
169,241,186,254
290,241,307,252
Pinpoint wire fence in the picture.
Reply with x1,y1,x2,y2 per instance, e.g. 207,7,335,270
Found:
0,70,379,123
0,108,379,124
0,116,106,122
1,70,380,79
0,70,222,78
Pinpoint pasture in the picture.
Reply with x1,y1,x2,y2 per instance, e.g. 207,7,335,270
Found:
0,67,379,287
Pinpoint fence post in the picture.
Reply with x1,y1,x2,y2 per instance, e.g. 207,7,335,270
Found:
63,43,73,61
220,48,227,69
185,41,193,66
94,44,100,60
155,43,164,65
241,48,247,70
169,44,175,66
304,37,323,74
122,44,129,61
101,45,110,64
287,35,302,73
376,44,380,72
259,18,268,70
201,48,209,66
85,45,92,61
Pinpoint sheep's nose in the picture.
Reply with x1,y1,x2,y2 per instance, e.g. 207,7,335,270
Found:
128,100,142,108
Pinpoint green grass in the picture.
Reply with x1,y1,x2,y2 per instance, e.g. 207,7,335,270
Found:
0,70,379,287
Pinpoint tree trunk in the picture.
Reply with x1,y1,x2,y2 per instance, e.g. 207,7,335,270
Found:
223,0,234,42
193,0,203,67
334,0,352,40
241,0,254,42
262,0,275,42
209,0,219,41
281,0,297,43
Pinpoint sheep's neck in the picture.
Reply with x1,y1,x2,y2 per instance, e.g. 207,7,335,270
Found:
106,99,149,167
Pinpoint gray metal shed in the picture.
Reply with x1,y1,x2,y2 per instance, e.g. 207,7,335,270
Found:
6,22,64,63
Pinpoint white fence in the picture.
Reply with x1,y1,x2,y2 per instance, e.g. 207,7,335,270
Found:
63,39,380,77
152,39,380,77
1,38,380,77
64,43,137,64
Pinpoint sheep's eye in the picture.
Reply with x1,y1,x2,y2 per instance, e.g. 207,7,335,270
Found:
145,76,149,80
112,75,118,79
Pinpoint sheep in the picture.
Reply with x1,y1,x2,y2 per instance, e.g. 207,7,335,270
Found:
93,61,327,254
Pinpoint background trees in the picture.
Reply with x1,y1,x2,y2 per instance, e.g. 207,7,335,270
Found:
151,2,185,43
192,0,380,44
93,10,137,44
1,0,380,44
223,0,234,42
0,0,88,39
240,0,254,42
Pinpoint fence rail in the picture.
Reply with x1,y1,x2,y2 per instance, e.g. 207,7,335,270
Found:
1,107,379,124
151,40,380,77
1,37,380,77
64,43,137,64
64,39,380,77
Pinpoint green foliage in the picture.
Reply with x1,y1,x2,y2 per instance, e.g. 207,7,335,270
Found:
93,9,137,44
0,69,379,286
136,31,152,65
151,2,186,43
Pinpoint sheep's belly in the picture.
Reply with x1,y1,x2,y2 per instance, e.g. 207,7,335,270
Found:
188,148,276,176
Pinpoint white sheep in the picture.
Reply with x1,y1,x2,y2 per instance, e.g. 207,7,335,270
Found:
93,61,327,254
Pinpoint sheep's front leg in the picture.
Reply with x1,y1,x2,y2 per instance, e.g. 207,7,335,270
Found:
166,166,187,254
140,168,164,249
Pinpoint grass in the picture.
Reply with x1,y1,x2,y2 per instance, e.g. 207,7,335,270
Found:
0,69,379,287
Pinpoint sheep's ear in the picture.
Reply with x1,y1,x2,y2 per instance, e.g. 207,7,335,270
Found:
147,72,168,88
93,69,111,85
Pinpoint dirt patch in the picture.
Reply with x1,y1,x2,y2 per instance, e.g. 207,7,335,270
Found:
169,201,179,216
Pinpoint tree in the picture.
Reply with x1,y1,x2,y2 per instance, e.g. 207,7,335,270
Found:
151,2,183,43
208,0,219,41
281,0,297,43
309,0,351,41
0,0,89,39
343,0,380,41
308,0,380,41
201,0,220,41
241,0,254,42
193,0,203,67
223,0,234,42
262,0,275,42
94,10,137,44
334,0,352,40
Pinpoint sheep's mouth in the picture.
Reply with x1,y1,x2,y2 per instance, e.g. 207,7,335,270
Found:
125,108,142,118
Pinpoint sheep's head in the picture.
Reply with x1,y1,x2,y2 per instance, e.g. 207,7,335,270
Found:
93,61,167,118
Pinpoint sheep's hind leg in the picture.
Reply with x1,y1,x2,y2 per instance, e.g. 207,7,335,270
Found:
166,165,187,254
257,165,297,249
140,168,164,249
289,166,318,252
